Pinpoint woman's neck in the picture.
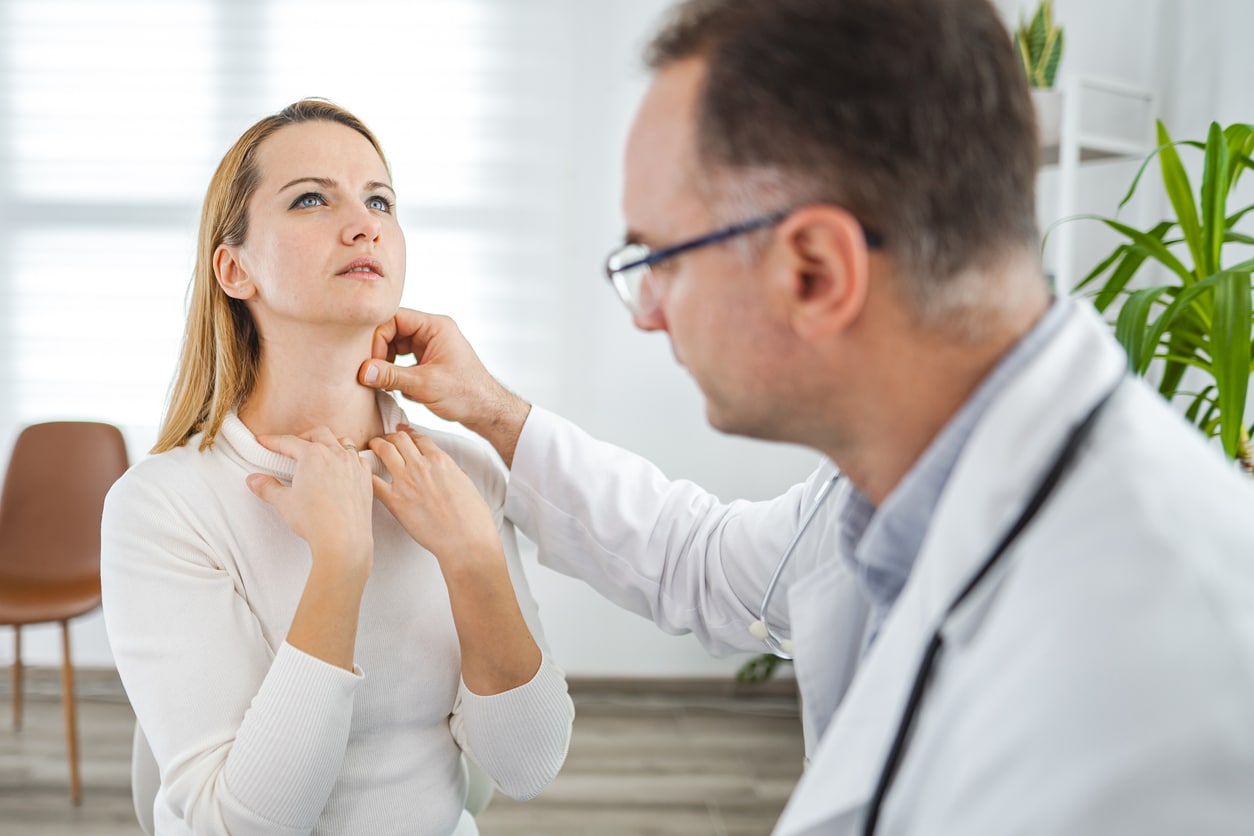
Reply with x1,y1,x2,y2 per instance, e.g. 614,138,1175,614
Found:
238,323,385,448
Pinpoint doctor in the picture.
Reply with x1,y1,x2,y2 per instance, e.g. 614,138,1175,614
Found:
361,0,1254,832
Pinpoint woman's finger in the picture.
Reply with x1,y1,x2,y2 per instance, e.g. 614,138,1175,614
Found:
410,433,444,459
371,473,392,501
385,429,423,461
245,473,286,505
303,426,341,448
368,436,407,474
255,433,311,458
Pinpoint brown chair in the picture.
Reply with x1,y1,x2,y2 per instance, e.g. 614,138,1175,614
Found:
0,421,128,804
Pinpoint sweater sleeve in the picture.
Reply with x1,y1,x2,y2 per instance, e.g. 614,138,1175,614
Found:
460,521,574,799
100,463,362,835
428,431,574,800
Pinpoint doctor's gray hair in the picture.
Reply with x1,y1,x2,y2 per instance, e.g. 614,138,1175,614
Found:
645,0,1042,323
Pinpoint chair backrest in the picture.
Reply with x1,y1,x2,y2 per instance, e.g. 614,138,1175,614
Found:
0,421,128,581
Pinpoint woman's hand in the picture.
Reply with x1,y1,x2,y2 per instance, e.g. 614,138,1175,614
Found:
368,427,500,565
248,427,375,570
247,427,377,671
371,426,543,694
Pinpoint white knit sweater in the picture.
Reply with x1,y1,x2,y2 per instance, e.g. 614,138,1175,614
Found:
101,392,573,835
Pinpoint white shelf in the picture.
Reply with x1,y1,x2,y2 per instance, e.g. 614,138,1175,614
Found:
1036,74,1156,294
1040,134,1153,166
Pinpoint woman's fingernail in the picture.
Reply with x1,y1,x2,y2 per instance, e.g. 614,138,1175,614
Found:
363,363,380,385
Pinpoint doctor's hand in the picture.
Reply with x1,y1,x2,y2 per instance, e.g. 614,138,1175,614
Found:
358,309,530,467
368,427,501,566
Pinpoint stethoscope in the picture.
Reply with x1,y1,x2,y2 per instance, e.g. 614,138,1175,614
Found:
748,471,844,660
746,378,1123,836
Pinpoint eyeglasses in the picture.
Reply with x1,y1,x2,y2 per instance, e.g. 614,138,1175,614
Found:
604,208,882,318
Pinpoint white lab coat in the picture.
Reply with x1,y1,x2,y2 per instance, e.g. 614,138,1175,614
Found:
505,301,1254,835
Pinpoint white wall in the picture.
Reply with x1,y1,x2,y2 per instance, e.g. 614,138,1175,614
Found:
6,0,1250,676
1,0,816,678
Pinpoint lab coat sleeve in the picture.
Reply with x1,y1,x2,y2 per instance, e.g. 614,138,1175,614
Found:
100,463,361,836
505,406,831,655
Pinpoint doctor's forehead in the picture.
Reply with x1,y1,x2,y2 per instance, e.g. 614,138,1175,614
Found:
621,59,710,244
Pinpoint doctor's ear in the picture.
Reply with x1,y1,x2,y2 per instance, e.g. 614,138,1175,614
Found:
213,244,256,301
772,206,871,340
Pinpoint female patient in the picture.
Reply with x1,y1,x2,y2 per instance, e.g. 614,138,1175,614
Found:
101,100,572,835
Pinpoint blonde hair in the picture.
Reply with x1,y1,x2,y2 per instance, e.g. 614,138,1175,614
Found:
154,100,389,453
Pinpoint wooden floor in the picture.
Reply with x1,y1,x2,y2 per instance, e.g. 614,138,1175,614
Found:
0,669,803,836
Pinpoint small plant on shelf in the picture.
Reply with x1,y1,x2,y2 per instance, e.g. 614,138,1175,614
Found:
1012,1,1064,89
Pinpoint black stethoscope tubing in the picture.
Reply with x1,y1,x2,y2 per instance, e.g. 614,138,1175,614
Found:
862,380,1123,836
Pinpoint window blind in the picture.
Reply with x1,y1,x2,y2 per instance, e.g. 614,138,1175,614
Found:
0,0,575,455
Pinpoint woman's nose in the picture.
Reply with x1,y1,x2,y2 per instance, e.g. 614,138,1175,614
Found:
343,204,382,245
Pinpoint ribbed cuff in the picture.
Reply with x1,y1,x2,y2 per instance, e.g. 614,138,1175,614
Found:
222,642,362,829
458,660,574,801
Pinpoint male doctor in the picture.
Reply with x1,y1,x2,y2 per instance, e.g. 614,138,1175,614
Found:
361,0,1254,832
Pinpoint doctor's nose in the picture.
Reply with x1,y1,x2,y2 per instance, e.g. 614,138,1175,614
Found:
633,304,667,332
631,273,667,332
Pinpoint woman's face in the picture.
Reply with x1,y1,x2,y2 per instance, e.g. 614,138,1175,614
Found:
214,120,405,335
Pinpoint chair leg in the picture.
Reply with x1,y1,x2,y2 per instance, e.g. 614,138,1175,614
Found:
60,621,82,805
11,626,22,731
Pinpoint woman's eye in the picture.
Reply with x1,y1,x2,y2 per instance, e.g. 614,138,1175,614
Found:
291,192,326,209
367,195,393,213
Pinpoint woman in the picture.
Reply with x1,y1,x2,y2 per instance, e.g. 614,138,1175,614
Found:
101,100,572,835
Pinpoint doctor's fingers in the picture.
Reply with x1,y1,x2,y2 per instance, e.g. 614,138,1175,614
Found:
371,308,443,362
358,358,436,403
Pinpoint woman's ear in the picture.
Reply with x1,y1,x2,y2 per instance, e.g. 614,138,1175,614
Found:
774,206,871,341
214,244,255,300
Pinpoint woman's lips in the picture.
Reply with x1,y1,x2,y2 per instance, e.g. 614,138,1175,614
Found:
338,257,383,278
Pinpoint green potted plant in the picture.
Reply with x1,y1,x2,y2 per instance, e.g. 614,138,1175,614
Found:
1012,0,1064,90
1012,1,1065,151
1072,120,1254,473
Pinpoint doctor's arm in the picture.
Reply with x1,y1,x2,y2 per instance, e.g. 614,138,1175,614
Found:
359,308,830,655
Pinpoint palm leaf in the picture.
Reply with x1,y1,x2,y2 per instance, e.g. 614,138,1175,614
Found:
1155,122,1205,279
1212,269,1253,458
1115,287,1170,372
1199,122,1230,279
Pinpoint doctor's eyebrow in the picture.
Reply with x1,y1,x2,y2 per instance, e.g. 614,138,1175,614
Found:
277,176,396,197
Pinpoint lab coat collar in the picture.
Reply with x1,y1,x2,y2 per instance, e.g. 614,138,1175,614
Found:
773,301,1127,835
